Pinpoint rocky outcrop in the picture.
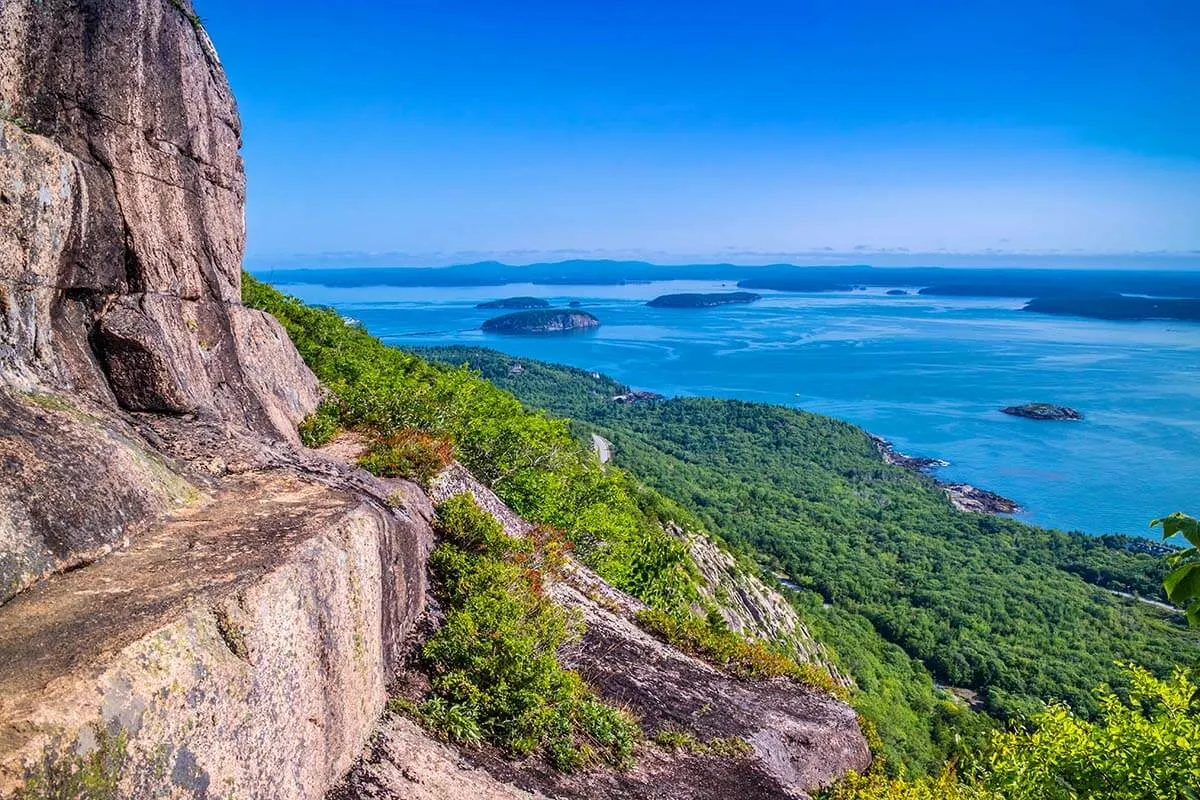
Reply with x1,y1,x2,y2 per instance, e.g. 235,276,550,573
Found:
334,469,871,800
685,531,848,687
868,434,1018,515
0,1,398,795
868,434,948,473
943,483,1020,514
1001,403,1083,421
0,0,322,592
0,0,321,424
0,469,433,798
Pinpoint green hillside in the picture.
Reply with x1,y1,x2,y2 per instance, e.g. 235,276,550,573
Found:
419,345,1197,772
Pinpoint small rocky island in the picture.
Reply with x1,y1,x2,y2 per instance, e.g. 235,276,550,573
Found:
1002,403,1083,421
647,291,762,308
475,296,550,310
482,309,601,335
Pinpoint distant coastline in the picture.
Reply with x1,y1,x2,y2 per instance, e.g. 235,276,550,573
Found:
256,262,1200,324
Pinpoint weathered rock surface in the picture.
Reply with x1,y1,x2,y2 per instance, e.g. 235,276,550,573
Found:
943,483,1020,515
0,1,402,795
686,530,848,687
0,469,433,798
0,0,322,589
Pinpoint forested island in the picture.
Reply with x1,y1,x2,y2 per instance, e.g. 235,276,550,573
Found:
481,309,601,334
1024,294,1200,322
648,291,762,308
475,296,550,309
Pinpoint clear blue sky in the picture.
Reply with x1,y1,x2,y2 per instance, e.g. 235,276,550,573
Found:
198,0,1200,267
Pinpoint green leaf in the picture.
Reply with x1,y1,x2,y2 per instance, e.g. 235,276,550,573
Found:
1188,602,1200,628
1164,563,1200,604
1153,513,1200,548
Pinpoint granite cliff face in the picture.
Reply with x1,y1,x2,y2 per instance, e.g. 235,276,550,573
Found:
0,2,869,797
0,0,323,599
0,3,421,795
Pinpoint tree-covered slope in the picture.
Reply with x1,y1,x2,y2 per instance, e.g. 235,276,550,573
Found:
420,346,1197,771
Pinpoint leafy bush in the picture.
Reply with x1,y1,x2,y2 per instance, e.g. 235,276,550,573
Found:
298,401,340,447
1154,512,1200,625
358,428,455,486
651,727,753,758
416,495,639,770
825,665,1200,800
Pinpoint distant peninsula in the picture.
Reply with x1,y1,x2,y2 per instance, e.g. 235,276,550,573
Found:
1023,294,1200,323
1002,403,1083,421
737,276,855,292
481,309,600,335
475,297,550,310
647,292,761,309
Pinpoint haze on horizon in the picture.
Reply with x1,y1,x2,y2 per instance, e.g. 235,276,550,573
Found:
202,0,1200,269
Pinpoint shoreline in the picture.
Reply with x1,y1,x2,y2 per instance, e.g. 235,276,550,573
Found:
868,434,1020,515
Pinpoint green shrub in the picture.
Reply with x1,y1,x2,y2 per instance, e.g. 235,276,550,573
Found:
298,401,340,447
825,665,1200,800
651,727,753,758
1153,512,1200,625
358,428,455,486
416,495,640,770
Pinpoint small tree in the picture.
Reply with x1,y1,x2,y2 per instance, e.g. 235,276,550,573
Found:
1153,512,1200,626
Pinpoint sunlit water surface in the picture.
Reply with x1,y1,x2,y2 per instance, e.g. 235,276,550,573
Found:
264,277,1200,538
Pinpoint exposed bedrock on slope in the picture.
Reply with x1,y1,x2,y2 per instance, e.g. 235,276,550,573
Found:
334,468,871,800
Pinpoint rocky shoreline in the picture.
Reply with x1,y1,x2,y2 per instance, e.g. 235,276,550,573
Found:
869,435,1020,515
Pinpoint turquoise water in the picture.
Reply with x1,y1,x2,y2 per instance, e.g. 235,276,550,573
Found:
267,277,1200,538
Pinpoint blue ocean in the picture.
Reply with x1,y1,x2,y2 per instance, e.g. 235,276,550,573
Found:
260,274,1200,539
